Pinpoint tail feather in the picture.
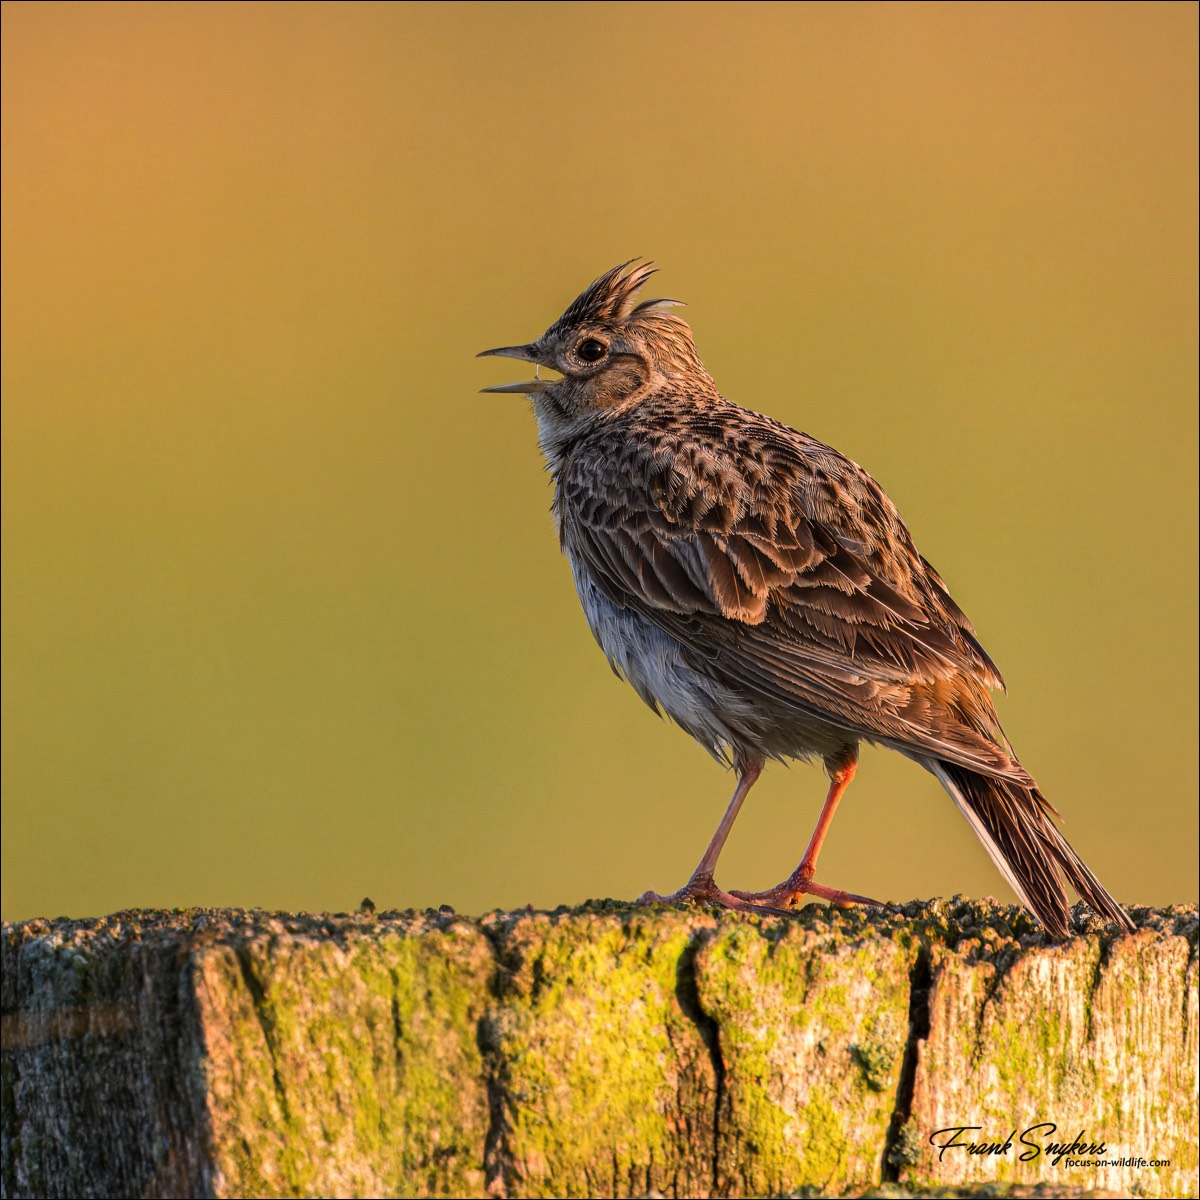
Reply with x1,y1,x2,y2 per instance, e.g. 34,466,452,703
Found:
929,759,1134,939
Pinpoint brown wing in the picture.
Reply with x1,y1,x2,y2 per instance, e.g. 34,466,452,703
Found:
558,409,1027,781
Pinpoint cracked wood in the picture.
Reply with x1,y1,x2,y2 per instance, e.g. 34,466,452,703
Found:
2,900,1196,1199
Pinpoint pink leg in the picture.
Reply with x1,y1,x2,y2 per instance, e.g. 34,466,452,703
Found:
637,758,794,916
733,747,884,909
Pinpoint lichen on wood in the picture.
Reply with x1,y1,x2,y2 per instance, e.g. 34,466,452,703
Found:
195,916,493,1197
2,899,1196,1199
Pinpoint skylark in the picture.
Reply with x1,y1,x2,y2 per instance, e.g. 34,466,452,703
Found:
479,261,1132,938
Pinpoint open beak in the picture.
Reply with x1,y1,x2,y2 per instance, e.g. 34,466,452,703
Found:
477,343,550,394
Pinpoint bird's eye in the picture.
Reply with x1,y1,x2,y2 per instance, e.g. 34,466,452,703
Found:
576,338,608,363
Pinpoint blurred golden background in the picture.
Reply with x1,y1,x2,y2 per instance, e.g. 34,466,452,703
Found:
3,2,1196,920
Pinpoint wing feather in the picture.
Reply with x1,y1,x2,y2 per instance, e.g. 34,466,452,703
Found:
558,406,1015,778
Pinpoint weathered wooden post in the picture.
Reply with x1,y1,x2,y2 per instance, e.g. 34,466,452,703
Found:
2,900,1196,1198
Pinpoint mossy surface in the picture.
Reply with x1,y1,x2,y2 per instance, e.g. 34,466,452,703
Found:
194,912,493,1199
1,911,215,1197
906,908,1199,1200
695,914,913,1197
479,905,720,1198
3,901,1196,1199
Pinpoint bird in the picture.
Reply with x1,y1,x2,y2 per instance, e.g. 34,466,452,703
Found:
478,260,1133,939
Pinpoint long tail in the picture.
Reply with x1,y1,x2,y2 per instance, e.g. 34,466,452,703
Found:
928,759,1134,939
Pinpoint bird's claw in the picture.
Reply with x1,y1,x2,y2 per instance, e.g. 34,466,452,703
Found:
730,880,886,910
637,875,797,918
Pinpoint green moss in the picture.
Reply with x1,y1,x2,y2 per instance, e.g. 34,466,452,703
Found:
699,919,914,1196
486,909,717,1198
852,1010,903,1092
202,920,493,1198
887,1117,922,1169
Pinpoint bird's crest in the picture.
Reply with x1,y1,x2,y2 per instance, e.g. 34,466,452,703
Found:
548,260,683,334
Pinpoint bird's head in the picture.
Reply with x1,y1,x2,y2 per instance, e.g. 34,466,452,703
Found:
478,261,713,457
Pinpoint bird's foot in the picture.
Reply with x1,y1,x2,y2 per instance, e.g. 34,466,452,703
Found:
637,872,795,918
730,875,886,910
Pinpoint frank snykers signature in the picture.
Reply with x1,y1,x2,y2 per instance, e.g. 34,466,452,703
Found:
929,1124,1107,1166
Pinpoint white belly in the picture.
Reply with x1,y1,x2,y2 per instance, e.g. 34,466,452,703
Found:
566,552,857,769
567,553,768,764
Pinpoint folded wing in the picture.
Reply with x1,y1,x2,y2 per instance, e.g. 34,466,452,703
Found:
559,413,1027,782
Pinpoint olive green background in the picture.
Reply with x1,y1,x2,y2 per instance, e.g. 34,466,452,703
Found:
2,2,1196,921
